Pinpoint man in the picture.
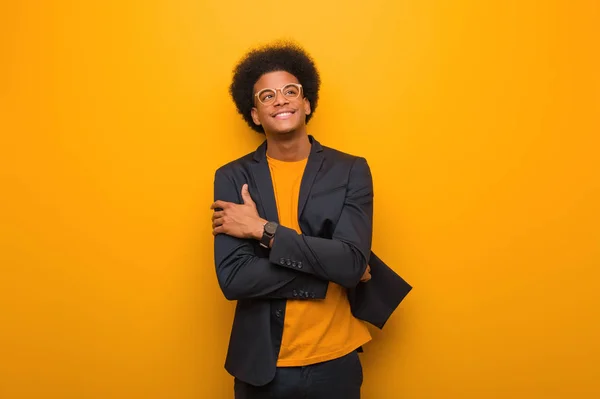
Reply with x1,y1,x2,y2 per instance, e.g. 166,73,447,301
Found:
211,42,411,399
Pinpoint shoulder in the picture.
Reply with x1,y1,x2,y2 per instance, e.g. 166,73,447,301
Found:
321,145,369,170
214,152,255,178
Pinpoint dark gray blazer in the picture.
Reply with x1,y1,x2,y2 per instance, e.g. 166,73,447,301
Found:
213,136,411,386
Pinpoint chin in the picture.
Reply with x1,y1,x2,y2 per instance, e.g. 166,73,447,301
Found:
268,123,301,136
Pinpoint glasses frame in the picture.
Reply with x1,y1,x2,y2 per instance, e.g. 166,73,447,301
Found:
254,83,303,106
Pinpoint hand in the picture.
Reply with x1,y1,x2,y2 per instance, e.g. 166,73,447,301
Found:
360,265,371,283
211,184,266,239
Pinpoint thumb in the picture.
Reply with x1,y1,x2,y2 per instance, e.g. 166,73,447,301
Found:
241,184,255,205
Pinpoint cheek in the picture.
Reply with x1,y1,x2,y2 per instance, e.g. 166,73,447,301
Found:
263,112,277,125
256,109,270,123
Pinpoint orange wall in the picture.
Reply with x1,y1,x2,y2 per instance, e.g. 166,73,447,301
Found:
1,1,599,398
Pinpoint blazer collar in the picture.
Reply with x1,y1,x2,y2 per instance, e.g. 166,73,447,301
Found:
251,134,323,162
250,135,325,222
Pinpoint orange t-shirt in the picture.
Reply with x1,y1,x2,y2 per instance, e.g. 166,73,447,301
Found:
267,155,371,367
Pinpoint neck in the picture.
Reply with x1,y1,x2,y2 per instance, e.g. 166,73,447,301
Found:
264,130,311,161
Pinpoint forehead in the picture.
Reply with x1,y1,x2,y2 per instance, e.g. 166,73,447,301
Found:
254,71,299,92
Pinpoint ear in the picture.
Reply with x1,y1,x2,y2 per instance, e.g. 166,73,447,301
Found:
303,97,311,116
251,107,262,126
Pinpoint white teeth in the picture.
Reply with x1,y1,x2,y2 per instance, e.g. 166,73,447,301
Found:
276,112,292,117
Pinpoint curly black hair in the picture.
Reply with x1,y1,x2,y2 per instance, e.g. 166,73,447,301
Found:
229,41,321,134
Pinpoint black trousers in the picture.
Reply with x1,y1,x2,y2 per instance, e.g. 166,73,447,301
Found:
234,350,363,399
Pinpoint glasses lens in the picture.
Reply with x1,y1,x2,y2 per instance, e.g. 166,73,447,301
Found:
282,84,300,99
258,89,276,104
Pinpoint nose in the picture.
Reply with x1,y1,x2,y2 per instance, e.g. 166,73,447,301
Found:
272,89,289,106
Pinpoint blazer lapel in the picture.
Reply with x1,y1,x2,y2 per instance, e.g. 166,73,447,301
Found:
298,136,324,218
250,135,324,223
250,140,280,223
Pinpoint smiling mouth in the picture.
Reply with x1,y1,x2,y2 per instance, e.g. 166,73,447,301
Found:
273,111,295,120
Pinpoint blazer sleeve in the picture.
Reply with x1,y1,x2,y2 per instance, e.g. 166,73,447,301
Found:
347,252,412,329
268,157,373,289
213,168,328,301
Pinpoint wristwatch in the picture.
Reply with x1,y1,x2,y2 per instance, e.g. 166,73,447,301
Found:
260,221,278,248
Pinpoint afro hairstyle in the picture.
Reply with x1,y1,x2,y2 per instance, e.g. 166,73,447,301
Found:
229,41,321,134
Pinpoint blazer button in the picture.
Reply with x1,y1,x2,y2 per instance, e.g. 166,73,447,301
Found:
292,261,297,268
279,258,285,265
299,289,304,296
275,309,282,318
297,261,303,269
310,292,315,298
304,291,310,298
292,290,298,297
286,260,292,266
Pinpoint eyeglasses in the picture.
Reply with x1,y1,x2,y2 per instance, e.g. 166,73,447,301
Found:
254,83,303,105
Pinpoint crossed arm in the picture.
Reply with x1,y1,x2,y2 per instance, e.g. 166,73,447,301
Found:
212,158,373,301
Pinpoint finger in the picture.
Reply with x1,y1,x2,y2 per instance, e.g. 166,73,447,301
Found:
211,211,224,221
213,226,225,236
241,184,255,206
211,200,229,209
211,200,231,210
212,217,224,228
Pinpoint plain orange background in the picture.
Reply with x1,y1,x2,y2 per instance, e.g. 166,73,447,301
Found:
1,1,599,398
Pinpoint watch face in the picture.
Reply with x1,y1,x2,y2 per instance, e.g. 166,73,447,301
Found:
264,222,278,235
